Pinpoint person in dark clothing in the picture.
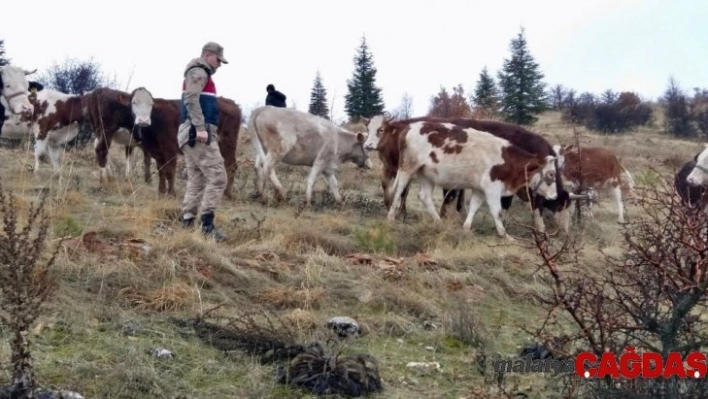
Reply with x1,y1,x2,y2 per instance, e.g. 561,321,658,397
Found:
265,84,287,108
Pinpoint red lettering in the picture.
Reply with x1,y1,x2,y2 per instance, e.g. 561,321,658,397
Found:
642,352,663,379
686,352,707,378
663,352,687,378
619,347,641,379
575,352,597,378
597,353,621,378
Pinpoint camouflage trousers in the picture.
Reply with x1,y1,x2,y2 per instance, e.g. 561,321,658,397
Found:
181,137,227,216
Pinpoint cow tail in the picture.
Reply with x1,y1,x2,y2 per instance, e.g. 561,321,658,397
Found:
248,107,266,170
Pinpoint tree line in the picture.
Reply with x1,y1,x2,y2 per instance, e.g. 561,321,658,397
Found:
2,34,706,139
307,28,708,140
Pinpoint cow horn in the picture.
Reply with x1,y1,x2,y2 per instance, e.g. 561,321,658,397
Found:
568,193,589,200
24,69,38,76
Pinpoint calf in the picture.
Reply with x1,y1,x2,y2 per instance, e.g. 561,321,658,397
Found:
386,120,558,240
85,87,155,182
248,106,372,205
363,114,576,232
555,144,635,224
0,65,36,116
675,156,708,210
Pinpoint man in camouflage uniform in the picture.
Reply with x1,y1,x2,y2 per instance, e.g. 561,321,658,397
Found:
179,42,229,241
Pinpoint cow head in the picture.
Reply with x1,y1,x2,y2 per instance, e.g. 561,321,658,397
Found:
686,144,708,187
0,66,36,115
362,112,393,151
528,155,559,200
343,129,373,169
118,87,154,128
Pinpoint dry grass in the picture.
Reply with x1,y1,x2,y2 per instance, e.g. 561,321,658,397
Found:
0,111,701,398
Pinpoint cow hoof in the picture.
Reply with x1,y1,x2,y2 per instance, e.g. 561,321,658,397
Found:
503,234,516,243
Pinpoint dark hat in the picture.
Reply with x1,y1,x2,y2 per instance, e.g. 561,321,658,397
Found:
266,84,275,92
202,42,229,64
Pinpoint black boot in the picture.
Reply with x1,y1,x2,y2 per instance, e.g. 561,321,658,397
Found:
200,212,226,242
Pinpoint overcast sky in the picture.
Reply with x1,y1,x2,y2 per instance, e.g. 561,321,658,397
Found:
2,0,705,122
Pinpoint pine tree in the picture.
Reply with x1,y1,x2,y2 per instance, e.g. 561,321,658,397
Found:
344,35,385,122
308,70,329,119
662,76,695,138
472,66,500,114
0,39,10,66
497,27,548,125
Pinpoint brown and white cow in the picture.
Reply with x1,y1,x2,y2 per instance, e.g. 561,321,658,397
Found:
248,106,372,206
554,144,635,224
84,87,155,183
0,65,36,116
363,114,577,232
385,120,558,240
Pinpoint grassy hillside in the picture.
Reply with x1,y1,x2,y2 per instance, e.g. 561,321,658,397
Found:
0,110,702,398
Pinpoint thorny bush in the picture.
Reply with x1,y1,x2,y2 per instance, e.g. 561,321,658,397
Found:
521,169,708,398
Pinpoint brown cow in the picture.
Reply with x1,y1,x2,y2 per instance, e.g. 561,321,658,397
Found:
85,87,181,195
86,89,241,198
555,144,635,224
385,119,558,240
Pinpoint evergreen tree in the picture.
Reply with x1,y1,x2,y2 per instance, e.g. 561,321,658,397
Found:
662,76,695,138
497,27,548,125
0,39,10,66
344,35,385,122
308,70,329,119
472,66,500,115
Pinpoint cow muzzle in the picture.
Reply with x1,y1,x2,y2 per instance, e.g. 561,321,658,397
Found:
135,117,151,127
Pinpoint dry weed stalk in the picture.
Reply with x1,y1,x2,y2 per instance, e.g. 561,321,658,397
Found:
523,170,708,397
0,178,63,396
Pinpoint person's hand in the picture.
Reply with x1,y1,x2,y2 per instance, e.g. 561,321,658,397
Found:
196,130,208,142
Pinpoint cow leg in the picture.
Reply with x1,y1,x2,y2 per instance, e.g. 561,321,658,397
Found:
263,154,286,202
612,185,625,223
305,161,325,207
387,171,413,222
462,190,485,231
440,189,456,218
33,139,48,173
555,207,571,234
500,196,513,221
322,169,343,204
125,145,135,180
532,195,546,233
417,178,442,223
94,135,114,183
485,185,513,241
47,144,63,173
143,149,152,184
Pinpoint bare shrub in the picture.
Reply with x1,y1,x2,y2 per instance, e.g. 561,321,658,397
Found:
523,169,708,398
0,179,63,397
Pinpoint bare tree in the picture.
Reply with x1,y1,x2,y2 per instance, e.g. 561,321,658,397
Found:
393,92,414,119
428,84,472,119
548,84,567,110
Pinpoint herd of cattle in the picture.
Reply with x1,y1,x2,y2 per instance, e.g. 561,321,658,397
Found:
2,65,708,240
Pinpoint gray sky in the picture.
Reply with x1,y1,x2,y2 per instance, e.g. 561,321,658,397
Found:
2,0,706,122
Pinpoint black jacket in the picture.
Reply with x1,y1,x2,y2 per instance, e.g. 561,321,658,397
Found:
266,90,287,108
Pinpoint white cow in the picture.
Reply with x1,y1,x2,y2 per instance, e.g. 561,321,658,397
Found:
248,106,372,206
387,120,558,240
0,65,35,115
